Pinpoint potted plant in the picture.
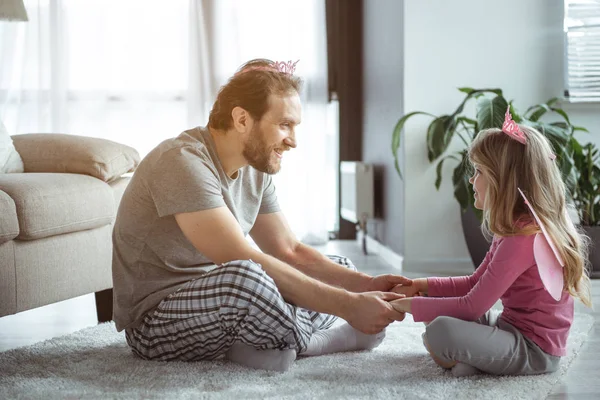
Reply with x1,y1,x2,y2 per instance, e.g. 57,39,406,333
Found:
571,141,600,277
391,88,597,270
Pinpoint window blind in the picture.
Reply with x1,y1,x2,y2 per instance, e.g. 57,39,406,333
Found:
564,0,600,102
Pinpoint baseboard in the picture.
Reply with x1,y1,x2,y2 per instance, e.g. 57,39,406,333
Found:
356,232,404,272
401,259,475,276
356,232,474,276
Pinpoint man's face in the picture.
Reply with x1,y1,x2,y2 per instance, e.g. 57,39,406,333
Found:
243,93,302,174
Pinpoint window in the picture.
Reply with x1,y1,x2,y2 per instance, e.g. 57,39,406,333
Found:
564,0,600,102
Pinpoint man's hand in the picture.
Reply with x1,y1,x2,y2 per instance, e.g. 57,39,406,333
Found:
364,274,413,293
341,291,406,334
391,283,421,298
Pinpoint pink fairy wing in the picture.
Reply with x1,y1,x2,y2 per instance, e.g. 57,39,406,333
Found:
532,235,564,301
517,188,564,301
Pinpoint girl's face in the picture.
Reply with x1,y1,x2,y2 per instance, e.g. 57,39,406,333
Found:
469,164,488,210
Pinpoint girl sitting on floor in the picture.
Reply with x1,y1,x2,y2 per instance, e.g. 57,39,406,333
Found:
390,108,592,377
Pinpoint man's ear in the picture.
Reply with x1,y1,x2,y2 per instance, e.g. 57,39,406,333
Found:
231,107,252,133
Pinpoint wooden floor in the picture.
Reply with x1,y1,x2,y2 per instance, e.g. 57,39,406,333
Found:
1,240,598,399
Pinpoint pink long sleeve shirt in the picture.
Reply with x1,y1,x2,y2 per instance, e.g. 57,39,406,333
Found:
411,234,574,356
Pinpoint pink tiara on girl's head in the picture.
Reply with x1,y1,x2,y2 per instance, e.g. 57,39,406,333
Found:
502,106,557,160
502,106,527,144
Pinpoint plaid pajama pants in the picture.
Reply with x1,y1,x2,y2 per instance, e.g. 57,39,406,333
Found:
125,255,356,361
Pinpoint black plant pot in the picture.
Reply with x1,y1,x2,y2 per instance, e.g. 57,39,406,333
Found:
460,205,491,270
583,226,600,279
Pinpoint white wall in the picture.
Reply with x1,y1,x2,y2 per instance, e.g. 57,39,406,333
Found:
402,0,600,272
363,0,405,255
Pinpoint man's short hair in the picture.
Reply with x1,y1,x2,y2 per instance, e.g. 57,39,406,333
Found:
208,59,303,130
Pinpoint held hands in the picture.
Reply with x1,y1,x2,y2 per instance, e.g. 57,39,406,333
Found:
389,298,412,314
365,274,413,293
390,283,421,298
342,291,407,335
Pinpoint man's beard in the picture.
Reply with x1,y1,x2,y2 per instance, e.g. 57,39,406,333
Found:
242,125,281,175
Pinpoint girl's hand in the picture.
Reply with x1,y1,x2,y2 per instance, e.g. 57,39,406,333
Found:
389,298,413,314
391,283,421,298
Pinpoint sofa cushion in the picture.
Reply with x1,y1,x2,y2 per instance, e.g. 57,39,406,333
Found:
0,173,115,240
12,133,140,182
0,190,19,244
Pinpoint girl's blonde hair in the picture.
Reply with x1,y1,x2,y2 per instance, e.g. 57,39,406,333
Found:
468,126,592,307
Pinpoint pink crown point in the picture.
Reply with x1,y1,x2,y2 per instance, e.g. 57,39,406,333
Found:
272,60,299,75
502,106,527,144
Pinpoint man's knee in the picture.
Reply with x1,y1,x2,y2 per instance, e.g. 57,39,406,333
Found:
219,259,265,276
327,255,357,272
216,260,281,305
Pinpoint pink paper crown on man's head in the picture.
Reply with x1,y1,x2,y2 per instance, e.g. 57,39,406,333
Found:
238,60,300,76
272,60,299,74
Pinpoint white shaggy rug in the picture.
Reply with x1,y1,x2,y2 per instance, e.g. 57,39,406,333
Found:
0,314,593,400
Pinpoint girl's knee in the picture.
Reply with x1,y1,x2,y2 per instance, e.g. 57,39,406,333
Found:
425,316,462,357
426,316,455,334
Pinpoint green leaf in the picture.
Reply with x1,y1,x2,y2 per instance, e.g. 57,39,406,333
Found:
453,89,503,116
531,121,570,143
391,111,435,179
550,107,571,125
458,87,475,94
426,115,453,161
476,95,508,130
550,122,569,130
528,105,549,122
508,102,523,123
435,154,462,190
451,152,472,211
435,159,445,190
442,117,461,150
573,126,589,133
457,116,477,126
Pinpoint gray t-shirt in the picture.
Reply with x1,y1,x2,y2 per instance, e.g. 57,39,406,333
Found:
112,127,280,331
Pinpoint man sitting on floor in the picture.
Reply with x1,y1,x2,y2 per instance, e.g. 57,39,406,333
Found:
112,59,410,371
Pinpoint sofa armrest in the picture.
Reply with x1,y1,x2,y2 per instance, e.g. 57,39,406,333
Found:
12,134,141,182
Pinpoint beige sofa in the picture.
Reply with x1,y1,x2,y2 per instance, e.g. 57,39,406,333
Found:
0,133,140,322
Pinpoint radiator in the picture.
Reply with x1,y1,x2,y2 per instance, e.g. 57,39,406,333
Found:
340,161,374,226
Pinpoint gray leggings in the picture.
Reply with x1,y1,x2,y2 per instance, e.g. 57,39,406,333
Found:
424,310,561,375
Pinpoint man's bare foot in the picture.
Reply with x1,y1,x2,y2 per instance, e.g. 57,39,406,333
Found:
225,342,296,372
301,323,386,356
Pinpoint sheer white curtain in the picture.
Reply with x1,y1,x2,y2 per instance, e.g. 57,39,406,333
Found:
1,0,338,242
203,0,338,243
0,0,190,157
0,0,68,134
